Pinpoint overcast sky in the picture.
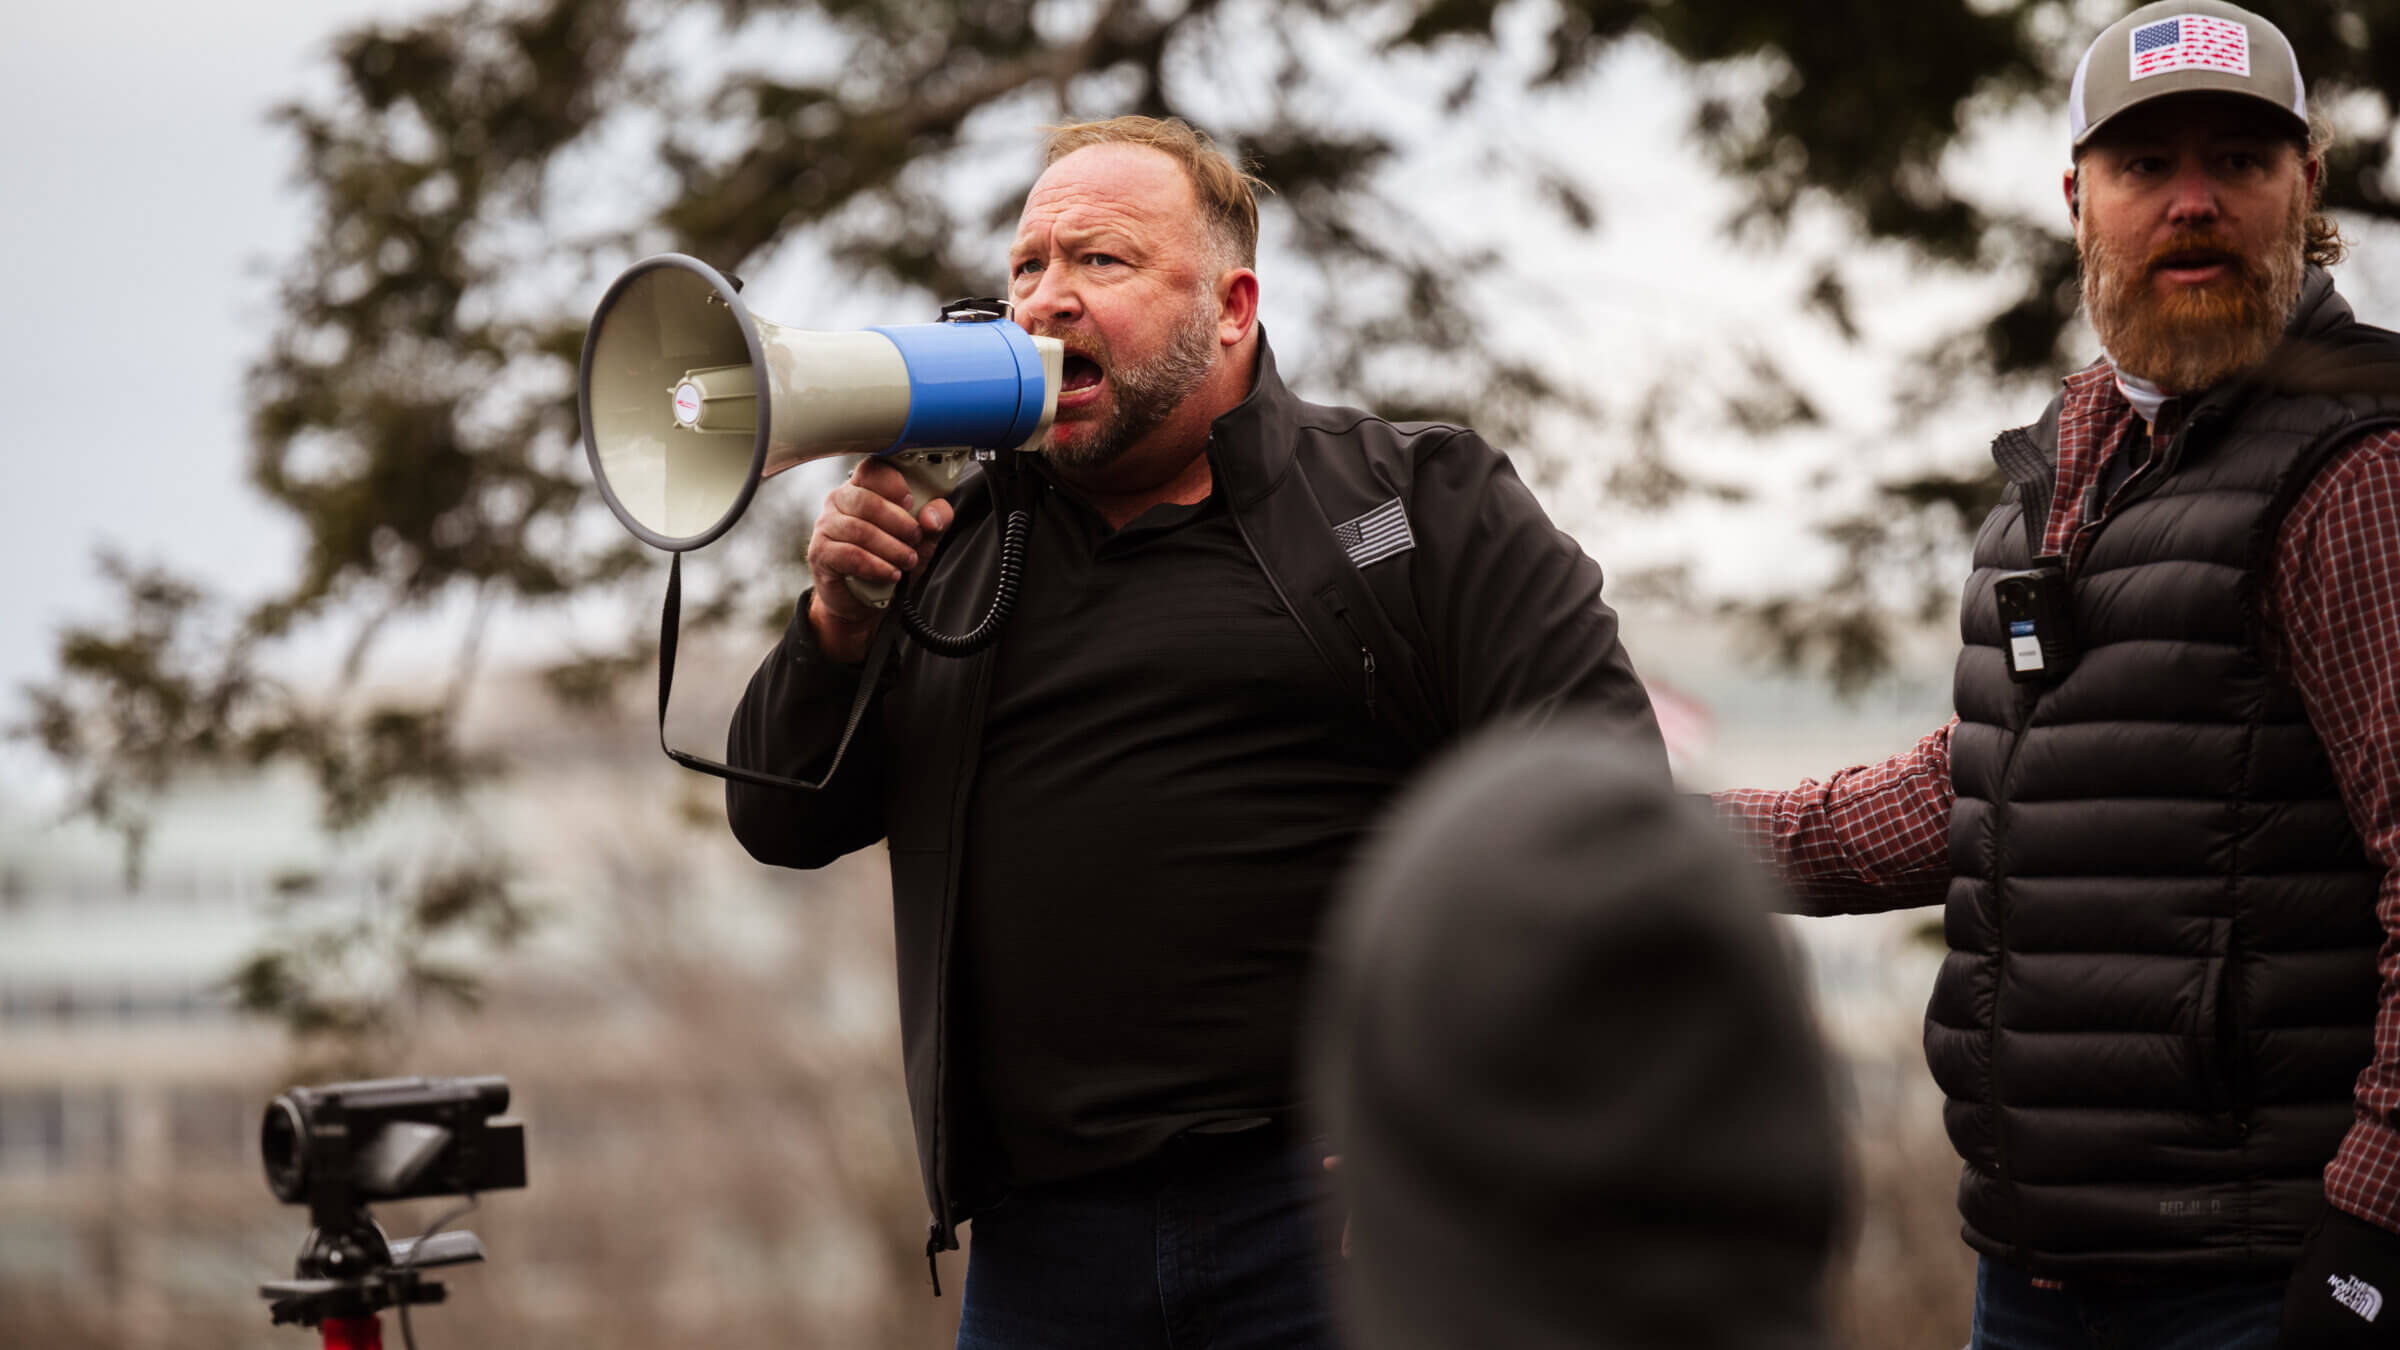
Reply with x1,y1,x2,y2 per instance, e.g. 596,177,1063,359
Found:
0,1,459,750
8,2,2389,818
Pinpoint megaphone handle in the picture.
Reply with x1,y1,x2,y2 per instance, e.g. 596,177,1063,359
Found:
842,449,973,610
845,575,898,608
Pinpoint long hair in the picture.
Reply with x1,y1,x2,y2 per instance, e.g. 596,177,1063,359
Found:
2305,112,2345,268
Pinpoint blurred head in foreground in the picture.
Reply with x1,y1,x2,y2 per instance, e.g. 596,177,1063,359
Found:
1314,723,1846,1350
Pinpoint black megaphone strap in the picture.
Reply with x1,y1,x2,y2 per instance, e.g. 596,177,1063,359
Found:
655,551,893,792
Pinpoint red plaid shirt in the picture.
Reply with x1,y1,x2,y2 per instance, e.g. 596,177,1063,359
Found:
1717,360,2400,1233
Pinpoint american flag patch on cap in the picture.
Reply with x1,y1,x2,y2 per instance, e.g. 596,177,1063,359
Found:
2129,14,2249,80
1333,497,1414,568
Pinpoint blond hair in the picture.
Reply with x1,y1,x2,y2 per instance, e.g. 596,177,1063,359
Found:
1043,116,1268,270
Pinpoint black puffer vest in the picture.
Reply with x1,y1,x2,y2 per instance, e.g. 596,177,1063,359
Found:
1928,271,2400,1279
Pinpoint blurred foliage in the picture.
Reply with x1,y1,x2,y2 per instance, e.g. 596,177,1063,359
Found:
220,854,533,1073
15,0,2400,1034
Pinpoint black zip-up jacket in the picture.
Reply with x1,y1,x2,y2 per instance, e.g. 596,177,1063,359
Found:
724,336,1665,1261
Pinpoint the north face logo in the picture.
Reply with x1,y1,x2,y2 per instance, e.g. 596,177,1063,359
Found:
2329,1273,2384,1323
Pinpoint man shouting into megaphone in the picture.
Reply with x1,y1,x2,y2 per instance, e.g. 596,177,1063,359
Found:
725,115,1666,1348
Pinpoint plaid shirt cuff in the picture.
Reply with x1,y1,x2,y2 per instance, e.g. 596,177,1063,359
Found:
1713,721,1957,916
2328,1116,2400,1234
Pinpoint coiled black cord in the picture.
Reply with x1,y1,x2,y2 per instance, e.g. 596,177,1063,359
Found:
895,506,1030,657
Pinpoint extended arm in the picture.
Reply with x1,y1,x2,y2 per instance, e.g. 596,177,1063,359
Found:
1710,723,1958,917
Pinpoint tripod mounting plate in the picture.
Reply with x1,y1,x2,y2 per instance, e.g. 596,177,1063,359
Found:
258,1218,485,1327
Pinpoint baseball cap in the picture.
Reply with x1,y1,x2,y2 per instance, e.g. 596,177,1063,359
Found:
2068,0,2308,148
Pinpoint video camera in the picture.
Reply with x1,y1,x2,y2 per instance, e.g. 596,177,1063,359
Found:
257,1075,526,1340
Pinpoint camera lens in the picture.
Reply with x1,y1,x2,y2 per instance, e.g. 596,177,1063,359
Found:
261,1097,309,1202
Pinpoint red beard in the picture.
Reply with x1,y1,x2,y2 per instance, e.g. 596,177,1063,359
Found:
2079,187,2307,394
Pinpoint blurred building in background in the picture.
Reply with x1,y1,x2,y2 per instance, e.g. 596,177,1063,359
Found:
0,659,951,1350
1,775,285,1344
0,610,1969,1349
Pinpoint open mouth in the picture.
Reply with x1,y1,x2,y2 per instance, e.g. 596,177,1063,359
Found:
2151,247,2237,282
1061,353,1105,393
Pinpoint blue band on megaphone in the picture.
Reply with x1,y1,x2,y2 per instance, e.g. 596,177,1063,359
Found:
872,320,1049,453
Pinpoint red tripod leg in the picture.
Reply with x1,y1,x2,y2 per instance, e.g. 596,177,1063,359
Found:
319,1314,383,1349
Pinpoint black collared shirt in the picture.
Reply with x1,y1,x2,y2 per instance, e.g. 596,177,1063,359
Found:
950,473,1409,1189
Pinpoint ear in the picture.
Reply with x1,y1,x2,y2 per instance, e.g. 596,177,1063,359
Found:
1216,268,1261,346
2303,152,2321,198
2063,167,2080,224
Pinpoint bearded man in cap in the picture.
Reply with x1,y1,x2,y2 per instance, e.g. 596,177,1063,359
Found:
1719,3,2400,1346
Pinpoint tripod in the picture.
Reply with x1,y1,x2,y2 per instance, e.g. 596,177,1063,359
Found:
259,1200,489,1349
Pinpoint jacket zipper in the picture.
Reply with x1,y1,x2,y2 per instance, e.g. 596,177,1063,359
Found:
1328,597,1378,719
924,496,1001,1293
1213,433,1354,703
1985,466,2047,1229
1987,677,2037,1236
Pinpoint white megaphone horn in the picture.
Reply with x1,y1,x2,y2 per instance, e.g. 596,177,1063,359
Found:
579,253,1062,608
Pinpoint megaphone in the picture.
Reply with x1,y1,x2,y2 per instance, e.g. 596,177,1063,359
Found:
579,253,1062,607
581,254,1066,795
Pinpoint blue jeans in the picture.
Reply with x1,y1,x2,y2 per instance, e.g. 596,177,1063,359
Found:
956,1130,1339,1350
1971,1256,2284,1350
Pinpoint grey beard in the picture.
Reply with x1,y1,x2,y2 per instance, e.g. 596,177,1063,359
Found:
2080,193,2307,395
1044,293,1221,472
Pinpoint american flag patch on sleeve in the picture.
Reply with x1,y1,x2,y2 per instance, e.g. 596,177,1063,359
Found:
1333,497,1414,568
2129,14,2249,80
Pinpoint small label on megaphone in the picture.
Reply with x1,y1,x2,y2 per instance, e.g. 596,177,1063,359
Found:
673,382,704,426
